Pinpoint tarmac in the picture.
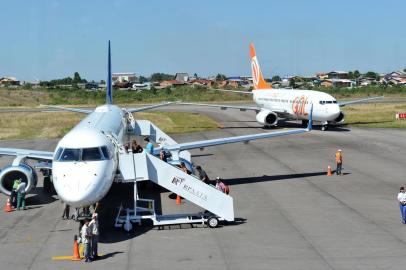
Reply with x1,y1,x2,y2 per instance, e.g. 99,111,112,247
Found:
1,105,406,270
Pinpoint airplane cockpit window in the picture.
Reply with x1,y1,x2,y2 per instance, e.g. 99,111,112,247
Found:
82,147,103,161
54,147,63,161
101,146,111,160
333,101,337,104
319,101,326,105
60,148,80,161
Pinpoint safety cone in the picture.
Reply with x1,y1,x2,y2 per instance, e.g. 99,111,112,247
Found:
4,198,12,212
327,165,332,176
176,195,182,205
72,235,81,261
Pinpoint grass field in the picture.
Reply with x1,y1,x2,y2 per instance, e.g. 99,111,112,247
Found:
0,111,220,140
343,103,406,128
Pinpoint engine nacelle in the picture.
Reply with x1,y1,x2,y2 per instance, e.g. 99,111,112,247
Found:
0,164,38,196
256,110,278,126
333,111,345,124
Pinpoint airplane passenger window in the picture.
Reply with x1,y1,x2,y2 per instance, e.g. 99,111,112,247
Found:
82,148,102,161
60,148,80,161
101,146,111,159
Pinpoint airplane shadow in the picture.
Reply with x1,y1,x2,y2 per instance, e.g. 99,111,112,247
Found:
191,153,214,158
221,171,327,186
343,120,392,125
26,187,58,206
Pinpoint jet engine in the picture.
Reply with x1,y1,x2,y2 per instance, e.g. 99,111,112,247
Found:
256,110,278,126
0,164,38,196
333,111,345,124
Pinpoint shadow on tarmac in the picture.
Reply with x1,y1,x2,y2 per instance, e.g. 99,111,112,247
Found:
97,182,164,243
26,187,57,206
222,171,327,186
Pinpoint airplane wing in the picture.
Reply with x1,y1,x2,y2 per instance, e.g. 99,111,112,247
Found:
126,101,178,113
338,96,384,107
179,102,260,112
44,106,93,114
156,105,313,153
0,148,54,161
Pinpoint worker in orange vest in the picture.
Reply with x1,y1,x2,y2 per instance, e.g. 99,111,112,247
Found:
335,149,343,175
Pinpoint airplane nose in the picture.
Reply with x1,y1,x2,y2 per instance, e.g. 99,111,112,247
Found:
53,161,110,206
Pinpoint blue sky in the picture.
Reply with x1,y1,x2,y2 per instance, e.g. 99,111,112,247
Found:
1,0,405,81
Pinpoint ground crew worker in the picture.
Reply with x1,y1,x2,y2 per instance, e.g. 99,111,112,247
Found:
398,187,406,224
16,180,27,210
81,219,92,262
89,213,100,260
10,178,21,208
196,166,210,184
144,137,154,154
61,201,70,220
335,149,343,175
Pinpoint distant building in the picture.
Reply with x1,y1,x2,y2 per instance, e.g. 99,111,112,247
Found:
327,71,349,80
321,79,354,88
383,71,406,85
174,73,189,83
189,79,213,88
132,82,151,91
112,73,138,83
315,73,328,80
0,77,20,86
159,80,185,88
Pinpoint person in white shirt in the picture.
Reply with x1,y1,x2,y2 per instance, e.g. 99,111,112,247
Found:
81,220,92,262
89,213,100,260
397,187,406,224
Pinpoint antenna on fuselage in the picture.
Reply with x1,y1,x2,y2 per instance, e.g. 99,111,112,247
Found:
106,40,113,105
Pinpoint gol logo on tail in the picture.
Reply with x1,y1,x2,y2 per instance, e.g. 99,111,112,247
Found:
292,96,308,116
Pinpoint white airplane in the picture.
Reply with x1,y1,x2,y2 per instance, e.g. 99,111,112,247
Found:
181,43,382,131
0,41,313,208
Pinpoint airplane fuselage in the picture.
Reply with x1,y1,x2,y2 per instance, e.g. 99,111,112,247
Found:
52,104,125,207
253,89,342,123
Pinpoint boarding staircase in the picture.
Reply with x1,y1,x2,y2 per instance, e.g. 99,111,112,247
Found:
118,151,234,222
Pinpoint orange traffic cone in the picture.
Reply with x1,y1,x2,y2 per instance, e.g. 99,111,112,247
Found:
327,165,332,176
4,198,12,212
176,195,182,205
72,235,81,261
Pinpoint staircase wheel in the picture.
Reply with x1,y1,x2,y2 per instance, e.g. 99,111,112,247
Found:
207,217,219,228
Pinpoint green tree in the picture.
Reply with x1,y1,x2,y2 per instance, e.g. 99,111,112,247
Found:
215,73,227,81
139,76,148,83
73,72,81,83
364,71,379,80
348,71,354,79
150,73,174,82
271,75,281,82
353,70,361,78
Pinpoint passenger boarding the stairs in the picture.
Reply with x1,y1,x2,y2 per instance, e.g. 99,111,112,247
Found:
215,177,230,194
144,137,154,154
196,165,210,184
131,139,143,153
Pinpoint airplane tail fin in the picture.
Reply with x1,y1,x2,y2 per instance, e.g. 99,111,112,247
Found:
106,40,113,105
250,43,271,90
